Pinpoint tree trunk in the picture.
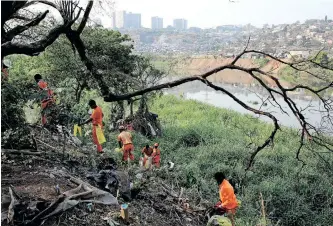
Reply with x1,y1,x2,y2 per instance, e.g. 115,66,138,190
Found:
138,95,147,114
130,96,162,137
110,101,124,131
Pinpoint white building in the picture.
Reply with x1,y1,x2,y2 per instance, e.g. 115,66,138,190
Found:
151,16,163,29
287,50,310,59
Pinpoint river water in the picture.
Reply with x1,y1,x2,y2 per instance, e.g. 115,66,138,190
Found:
163,79,332,130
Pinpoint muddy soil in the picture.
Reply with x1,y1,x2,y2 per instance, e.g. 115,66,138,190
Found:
1,133,207,226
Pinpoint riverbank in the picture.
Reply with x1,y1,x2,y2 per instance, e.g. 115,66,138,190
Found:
152,55,290,87
153,55,333,97
161,79,326,129
144,95,333,225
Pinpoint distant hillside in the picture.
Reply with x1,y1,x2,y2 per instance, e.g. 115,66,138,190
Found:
154,56,290,87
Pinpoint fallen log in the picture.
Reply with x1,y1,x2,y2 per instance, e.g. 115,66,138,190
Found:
35,139,58,151
2,149,42,155
7,187,17,224
26,195,65,225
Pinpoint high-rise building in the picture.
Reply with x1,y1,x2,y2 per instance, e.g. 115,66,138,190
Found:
173,19,187,30
111,12,116,28
151,16,163,29
115,10,126,28
125,12,141,29
112,11,141,29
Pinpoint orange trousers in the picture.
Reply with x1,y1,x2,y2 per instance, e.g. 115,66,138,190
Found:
92,125,103,153
122,143,134,161
153,155,160,168
41,100,52,125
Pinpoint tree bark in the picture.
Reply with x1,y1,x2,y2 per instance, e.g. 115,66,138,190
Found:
110,101,125,131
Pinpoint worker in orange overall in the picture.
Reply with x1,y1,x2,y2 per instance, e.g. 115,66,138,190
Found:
152,143,161,168
80,100,104,153
213,172,238,226
141,144,153,166
1,61,9,82
34,74,56,126
117,126,134,162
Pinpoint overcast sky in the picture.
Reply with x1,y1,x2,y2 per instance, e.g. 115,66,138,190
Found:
97,0,333,28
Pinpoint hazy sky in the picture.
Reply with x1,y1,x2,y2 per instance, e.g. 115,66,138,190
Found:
101,0,333,28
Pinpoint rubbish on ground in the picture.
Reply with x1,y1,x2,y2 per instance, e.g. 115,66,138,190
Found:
106,218,120,226
54,184,60,195
87,169,131,201
168,161,175,169
135,173,143,180
40,183,118,219
86,203,93,212
120,203,129,222
103,213,120,226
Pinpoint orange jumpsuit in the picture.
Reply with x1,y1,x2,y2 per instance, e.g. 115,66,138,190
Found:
37,80,55,125
152,147,161,167
1,68,8,81
215,179,238,214
90,106,103,152
141,147,153,165
117,131,134,161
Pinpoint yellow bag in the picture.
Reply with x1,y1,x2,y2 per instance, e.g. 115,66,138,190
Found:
73,124,82,137
145,157,152,169
96,125,106,144
115,148,122,153
237,199,241,208
207,215,232,226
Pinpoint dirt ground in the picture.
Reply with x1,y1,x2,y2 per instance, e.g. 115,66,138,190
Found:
175,57,290,87
1,131,207,226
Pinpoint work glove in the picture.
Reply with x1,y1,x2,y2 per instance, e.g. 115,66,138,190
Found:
214,201,223,209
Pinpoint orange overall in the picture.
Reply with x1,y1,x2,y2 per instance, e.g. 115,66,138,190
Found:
118,131,134,161
38,80,55,125
1,68,8,82
215,179,238,215
152,147,161,168
91,106,103,152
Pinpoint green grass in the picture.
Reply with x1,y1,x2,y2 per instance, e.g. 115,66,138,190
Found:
279,65,333,96
254,58,269,68
116,95,332,226
66,94,332,225
151,60,170,70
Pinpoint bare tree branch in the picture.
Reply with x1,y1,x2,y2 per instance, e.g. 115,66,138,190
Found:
3,10,49,43
77,0,93,34
2,1,331,169
1,0,85,58
198,78,280,169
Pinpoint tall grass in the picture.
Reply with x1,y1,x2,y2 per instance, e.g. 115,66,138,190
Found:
138,95,333,226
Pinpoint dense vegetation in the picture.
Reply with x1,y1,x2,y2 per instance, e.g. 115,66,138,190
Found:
2,19,333,226
2,2,332,226
104,95,332,226
279,52,333,93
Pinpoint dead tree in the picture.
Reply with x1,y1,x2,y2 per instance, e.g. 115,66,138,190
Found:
2,1,332,169
1,0,93,58
94,43,332,169
40,13,331,168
